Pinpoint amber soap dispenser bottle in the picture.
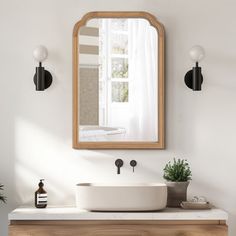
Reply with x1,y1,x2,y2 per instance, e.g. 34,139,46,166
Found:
35,179,47,208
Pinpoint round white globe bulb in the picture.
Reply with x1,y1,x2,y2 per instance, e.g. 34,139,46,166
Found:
189,45,205,62
33,45,48,62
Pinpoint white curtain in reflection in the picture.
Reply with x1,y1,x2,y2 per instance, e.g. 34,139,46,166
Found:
128,19,158,141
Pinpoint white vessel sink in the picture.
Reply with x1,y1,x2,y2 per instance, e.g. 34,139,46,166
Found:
75,183,167,211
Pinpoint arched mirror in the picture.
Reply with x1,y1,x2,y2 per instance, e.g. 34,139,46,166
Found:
73,12,165,149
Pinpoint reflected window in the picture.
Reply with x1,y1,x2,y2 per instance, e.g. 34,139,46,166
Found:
99,19,130,126
111,58,128,78
112,82,128,102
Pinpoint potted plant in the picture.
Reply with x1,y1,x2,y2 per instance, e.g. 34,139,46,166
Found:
163,158,192,207
0,183,6,204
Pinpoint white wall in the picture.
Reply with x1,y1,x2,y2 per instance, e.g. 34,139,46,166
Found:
0,0,236,235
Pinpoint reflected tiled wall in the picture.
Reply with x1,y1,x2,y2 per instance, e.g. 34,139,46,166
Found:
79,68,99,125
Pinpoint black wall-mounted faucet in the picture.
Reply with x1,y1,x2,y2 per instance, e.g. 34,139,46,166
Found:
115,159,123,174
130,160,137,172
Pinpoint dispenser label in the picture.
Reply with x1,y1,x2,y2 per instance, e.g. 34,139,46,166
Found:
37,193,47,205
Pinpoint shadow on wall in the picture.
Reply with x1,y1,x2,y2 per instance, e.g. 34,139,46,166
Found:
0,78,17,236
13,114,82,206
188,174,235,234
90,149,170,182
228,213,236,236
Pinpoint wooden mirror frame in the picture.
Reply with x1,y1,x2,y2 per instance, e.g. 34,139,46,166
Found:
73,11,165,149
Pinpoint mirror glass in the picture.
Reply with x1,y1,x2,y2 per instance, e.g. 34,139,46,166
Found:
78,18,158,142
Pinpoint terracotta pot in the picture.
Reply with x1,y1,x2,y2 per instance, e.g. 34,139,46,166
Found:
166,181,189,207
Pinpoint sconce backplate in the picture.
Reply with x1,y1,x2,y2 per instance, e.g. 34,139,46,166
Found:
33,70,53,89
184,69,203,89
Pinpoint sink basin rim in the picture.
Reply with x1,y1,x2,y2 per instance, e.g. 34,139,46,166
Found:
76,182,166,187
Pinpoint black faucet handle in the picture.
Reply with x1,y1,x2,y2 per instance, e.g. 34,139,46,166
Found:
130,160,137,172
115,159,123,174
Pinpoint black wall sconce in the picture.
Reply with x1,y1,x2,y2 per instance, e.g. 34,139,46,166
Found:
184,45,205,91
33,45,53,91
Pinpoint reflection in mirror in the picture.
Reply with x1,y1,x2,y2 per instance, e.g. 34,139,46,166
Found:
79,18,158,142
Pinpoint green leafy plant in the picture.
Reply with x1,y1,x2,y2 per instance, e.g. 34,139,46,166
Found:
163,158,192,182
0,184,6,203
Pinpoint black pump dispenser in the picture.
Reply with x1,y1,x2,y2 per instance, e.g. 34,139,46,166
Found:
35,179,47,208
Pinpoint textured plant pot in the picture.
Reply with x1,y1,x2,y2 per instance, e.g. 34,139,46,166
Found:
166,181,189,207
